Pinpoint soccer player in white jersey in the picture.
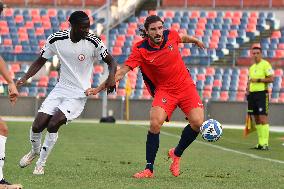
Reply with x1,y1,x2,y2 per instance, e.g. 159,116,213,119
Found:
16,11,117,175
0,2,22,188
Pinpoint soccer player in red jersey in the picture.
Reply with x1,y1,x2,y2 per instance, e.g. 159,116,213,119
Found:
0,2,22,188
86,15,205,178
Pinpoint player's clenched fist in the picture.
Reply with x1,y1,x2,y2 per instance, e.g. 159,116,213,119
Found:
85,88,100,96
8,82,19,105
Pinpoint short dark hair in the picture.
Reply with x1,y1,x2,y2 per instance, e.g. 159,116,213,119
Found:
139,15,164,38
68,11,90,25
252,46,262,51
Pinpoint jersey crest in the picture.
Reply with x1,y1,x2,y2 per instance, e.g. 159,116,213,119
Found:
78,54,85,61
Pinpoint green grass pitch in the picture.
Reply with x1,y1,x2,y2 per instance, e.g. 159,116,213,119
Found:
3,121,284,189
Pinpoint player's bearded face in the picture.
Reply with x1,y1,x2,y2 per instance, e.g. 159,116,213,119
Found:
147,21,164,45
252,49,262,62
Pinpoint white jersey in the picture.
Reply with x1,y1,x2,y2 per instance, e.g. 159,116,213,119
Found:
40,29,108,98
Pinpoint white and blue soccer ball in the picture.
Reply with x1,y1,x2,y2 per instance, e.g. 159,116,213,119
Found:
200,119,223,142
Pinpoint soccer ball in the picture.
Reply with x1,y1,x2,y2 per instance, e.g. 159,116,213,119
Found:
200,119,222,142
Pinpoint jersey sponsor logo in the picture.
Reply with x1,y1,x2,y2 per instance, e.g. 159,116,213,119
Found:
78,54,85,61
198,102,203,107
162,98,167,103
168,44,173,51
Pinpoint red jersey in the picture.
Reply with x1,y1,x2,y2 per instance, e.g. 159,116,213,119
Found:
125,29,193,96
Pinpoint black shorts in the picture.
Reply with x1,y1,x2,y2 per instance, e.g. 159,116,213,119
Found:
247,91,269,115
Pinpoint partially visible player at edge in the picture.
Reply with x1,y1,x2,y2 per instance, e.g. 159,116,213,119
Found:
0,1,22,189
86,15,205,178
16,11,117,175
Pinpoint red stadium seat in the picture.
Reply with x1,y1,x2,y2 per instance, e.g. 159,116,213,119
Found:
35,28,45,36
47,9,57,17
0,21,8,28
126,28,136,36
165,10,175,18
112,47,122,56
209,42,218,49
233,11,242,18
206,67,215,75
3,39,12,46
181,48,191,57
25,21,34,29
232,17,241,25
115,40,124,47
274,69,283,76
197,74,206,81
49,71,58,78
41,15,50,23
224,11,233,18
248,17,257,24
212,30,221,37
275,50,284,58
116,35,126,41
229,30,238,38
0,26,9,35
14,45,22,53
195,29,204,37
203,90,212,99
190,11,200,18
207,11,217,19
148,10,157,16
211,35,219,43
3,8,13,17
93,65,104,73
11,64,20,73
271,31,281,38
250,11,258,18
60,22,70,30
220,91,229,101
14,15,24,23
246,24,256,32
236,91,245,101
31,9,40,16
213,80,222,87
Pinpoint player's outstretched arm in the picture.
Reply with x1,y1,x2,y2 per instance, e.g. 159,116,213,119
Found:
180,34,205,49
85,65,131,96
16,56,47,87
0,56,19,105
102,54,118,94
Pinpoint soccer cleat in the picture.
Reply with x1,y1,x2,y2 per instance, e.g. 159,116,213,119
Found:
133,169,154,178
19,151,39,168
252,144,269,150
0,179,23,189
168,148,181,177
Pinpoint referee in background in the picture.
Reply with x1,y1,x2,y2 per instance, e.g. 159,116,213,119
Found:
247,44,274,150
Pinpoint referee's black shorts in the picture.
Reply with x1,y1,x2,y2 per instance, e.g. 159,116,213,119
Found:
247,90,269,115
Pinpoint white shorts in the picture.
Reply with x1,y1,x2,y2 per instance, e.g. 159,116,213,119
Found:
38,95,87,122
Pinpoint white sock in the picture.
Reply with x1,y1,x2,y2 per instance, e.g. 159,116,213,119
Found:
30,127,42,154
0,135,7,180
36,132,58,167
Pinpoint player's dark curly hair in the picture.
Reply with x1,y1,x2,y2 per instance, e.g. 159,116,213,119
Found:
68,11,90,25
139,15,164,38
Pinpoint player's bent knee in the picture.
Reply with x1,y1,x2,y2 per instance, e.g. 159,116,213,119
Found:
0,121,8,136
190,118,204,129
32,124,43,133
150,119,162,134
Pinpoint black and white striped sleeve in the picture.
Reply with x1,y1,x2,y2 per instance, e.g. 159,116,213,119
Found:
40,30,68,59
40,34,56,59
86,34,108,60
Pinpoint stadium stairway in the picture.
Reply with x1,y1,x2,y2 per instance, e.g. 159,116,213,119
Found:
213,18,275,66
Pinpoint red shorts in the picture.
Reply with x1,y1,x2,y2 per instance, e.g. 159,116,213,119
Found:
152,83,203,121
